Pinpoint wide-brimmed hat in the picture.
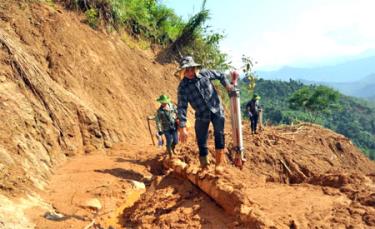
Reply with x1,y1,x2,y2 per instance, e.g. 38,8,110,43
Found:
174,56,201,79
156,94,170,103
253,94,261,100
177,56,201,71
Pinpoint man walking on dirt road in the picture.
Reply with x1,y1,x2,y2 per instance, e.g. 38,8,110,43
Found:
245,94,262,134
155,94,179,158
176,56,236,173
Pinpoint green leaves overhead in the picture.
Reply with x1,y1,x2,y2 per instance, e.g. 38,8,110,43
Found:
85,8,99,28
58,0,184,43
241,55,257,95
58,0,229,70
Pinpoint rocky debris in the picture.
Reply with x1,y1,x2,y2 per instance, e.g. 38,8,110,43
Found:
130,180,146,190
0,193,53,229
43,211,65,221
84,198,102,211
124,124,375,228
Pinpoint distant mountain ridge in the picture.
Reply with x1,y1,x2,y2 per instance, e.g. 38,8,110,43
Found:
301,74,375,99
257,56,375,83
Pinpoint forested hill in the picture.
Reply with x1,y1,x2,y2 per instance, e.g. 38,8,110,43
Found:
240,79,375,160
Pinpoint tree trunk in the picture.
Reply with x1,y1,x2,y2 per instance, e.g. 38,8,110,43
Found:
163,158,275,228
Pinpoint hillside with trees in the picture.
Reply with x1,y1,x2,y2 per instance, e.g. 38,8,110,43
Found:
240,78,375,160
56,0,229,70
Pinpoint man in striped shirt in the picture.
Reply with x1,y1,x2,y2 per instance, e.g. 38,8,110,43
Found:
176,56,236,173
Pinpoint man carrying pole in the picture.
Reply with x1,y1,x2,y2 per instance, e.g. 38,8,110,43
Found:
175,56,237,173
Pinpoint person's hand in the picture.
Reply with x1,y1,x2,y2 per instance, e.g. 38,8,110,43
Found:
175,119,180,127
227,70,239,92
179,127,188,143
225,84,234,93
230,70,239,83
230,70,239,78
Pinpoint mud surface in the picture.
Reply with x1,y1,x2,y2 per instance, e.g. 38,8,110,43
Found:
0,0,177,197
0,1,374,229
121,124,374,228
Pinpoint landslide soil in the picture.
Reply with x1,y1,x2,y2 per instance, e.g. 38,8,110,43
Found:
123,124,375,228
32,123,375,228
0,0,177,197
0,1,374,229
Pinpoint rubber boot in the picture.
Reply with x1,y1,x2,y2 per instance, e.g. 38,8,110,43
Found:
166,148,173,158
215,149,225,174
234,153,243,169
199,156,209,169
171,143,176,158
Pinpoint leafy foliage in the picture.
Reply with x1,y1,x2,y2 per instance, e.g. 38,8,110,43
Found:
181,30,229,70
57,0,184,43
170,9,209,53
57,0,229,70
161,6,229,70
288,85,340,120
242,55,257,95
85,8,99,28
240,78,375,160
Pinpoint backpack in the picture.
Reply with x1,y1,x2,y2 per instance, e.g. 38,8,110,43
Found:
156,103,178,131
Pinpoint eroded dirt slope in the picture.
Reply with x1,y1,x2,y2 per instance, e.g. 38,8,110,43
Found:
0,0,177,196
124,123,375,228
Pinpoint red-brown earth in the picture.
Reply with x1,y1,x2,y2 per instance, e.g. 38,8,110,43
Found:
0,1,374,229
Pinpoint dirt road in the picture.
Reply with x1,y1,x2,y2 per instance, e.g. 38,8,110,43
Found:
28,124,375,228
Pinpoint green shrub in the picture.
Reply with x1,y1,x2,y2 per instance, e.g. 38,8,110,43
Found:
58,0,185,44
57,0,229,70
85,8,99,28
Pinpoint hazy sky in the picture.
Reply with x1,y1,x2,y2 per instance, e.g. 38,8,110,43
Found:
162,0,375,70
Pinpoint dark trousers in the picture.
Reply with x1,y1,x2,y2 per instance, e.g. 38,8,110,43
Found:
195,112,225,157
164,129,178,152
250,114,259,133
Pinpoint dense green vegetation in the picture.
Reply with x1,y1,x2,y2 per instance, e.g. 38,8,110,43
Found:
57,0,184,42
56,0,229,69
288,85,340,121
240,78,375,160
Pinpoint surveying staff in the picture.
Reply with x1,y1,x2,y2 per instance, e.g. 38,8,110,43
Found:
176,56,236,173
